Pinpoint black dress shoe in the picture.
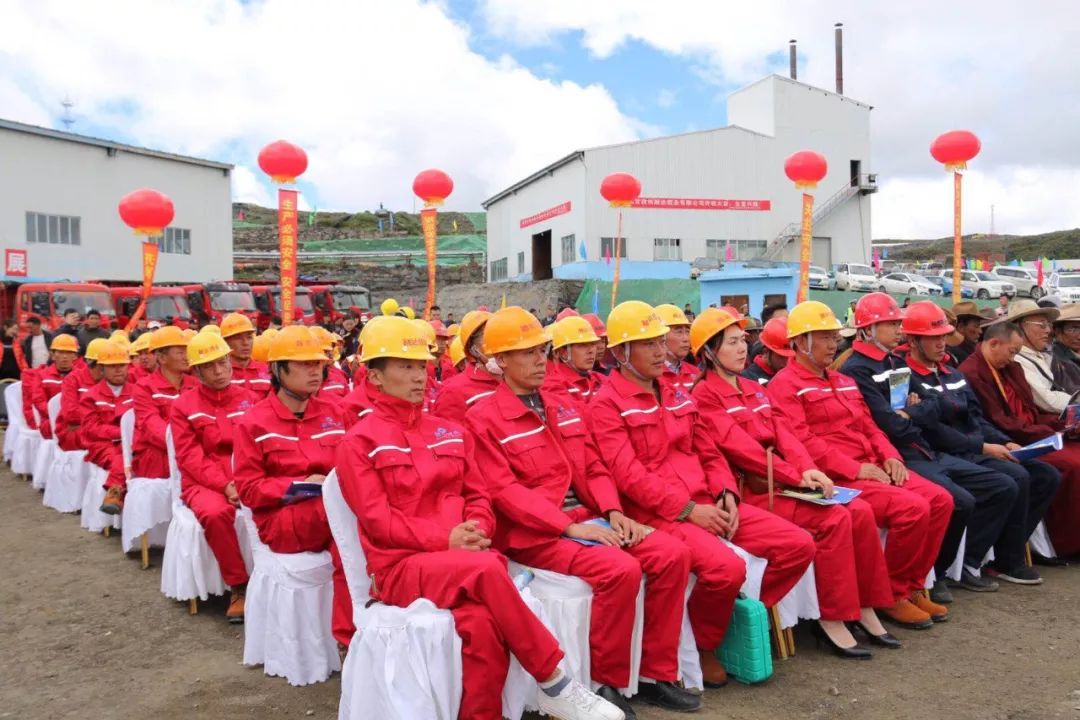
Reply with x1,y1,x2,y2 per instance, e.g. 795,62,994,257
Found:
1030,551,1068,567
596,685,637,720
811,623,872,660
848,621,903,649
636,681,701,713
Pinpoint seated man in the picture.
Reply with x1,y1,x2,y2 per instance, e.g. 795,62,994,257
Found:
741,317,792,386
431,310,497,421
221,313,272,398
591,301,814,686
32,334,80,439
312,326,350,401
57,339,107,453
655,304,700,392
170,333,255,622
1052,304,1080,373
1010,300,1080,413
336,316,624,720
542,316,604,404
127,332,154,383
80,342,135,500
468,307,699,716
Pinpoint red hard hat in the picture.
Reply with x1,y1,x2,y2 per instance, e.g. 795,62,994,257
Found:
760,318,795,357
854,292,904,329
901,301,955,336
556,307,581,321
720,305,744,320
582,313,607,338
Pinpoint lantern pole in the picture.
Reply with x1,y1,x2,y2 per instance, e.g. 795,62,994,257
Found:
258,141,307,327
412,169,453,320
611,210,623,308
797,192,814,304
952,171,963,305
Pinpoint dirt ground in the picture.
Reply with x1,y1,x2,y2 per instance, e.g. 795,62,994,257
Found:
2,462,1080,720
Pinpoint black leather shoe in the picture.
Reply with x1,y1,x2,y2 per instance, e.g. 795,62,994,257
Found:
811,623,872,660
848,621,903,649
1030,551,1068,567
636,681,701,713
596,685,637,720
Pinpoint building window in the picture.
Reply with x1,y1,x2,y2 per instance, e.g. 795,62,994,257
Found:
653,238,682,260
490,257,508,282
706,239,766,261
156,227,192,255
25,212,81,245
517,251,525,276
599,237,628,259
706,239,724,259
561,234,576,264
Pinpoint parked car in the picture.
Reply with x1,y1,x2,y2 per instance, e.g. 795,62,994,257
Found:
941,269,1016,300
924,275,975,298
835,263,877,292
1047,271,1080,303
919,262,945,275
808,265,831,290
876,272,943,296
991,266,1044,299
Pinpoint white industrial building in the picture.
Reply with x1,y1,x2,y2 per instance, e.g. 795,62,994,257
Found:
482,74,877,281
0,118,233,282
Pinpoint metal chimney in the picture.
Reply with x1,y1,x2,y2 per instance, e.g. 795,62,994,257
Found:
834,23,844,94
789,39,797,80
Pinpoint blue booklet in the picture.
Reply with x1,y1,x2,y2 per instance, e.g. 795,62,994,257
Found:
889,368,912,412
284,481,323,504
1010,433,1063,462
1061,404,1080,432
779,485,862,506
563,518,612,546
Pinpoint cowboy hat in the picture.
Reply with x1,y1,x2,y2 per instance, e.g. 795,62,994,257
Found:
1053,303,1080,324
952,301,982,320
1006,298,1060,324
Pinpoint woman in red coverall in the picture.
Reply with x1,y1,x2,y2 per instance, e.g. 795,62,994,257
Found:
335,316,624,720
690,308,898,656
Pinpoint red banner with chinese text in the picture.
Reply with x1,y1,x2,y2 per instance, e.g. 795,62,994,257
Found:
4,249,28,277
520,201,572,228
632,197,771,211
797,193,814,304
125,241,160,332
952,172,963,305
279,188,299,324
421,208,438,320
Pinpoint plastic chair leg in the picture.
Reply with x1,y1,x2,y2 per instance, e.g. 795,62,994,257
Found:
140,534,150,569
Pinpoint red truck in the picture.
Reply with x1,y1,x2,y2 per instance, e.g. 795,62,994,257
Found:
307,283,372,327
181,282,258,327
3,281,116,330
111,286,193,329
250,285,316,330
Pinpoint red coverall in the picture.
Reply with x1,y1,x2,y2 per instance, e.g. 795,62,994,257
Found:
128,363,150,384
430,363,499,422
170,383,256,586
767,361,954,601
341,376,376,429
131,370,198,481
542,360,604,406
434,354,458,383
230,358,273,398
316,365,350,402
661,360,701,393
80,380,134,489
32,365,67,439
21,368,41,429
57,365,96,452
692,372,894,619
466,383,690,687
591,372,814,650
337,390,563,720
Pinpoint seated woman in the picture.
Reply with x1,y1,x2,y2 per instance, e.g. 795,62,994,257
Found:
335,316,623,720
690,307,898,656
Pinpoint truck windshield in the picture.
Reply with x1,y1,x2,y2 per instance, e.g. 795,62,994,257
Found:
53,291,114,317
332,291,371,310
146,295,192,320
271,290,314,312
209,290,256,311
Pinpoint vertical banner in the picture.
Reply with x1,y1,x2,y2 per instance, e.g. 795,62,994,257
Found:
125,241,160,332
952,172,962,305
421,208,438,320
797,193,814,303
278,188,299,324
610,211,624,308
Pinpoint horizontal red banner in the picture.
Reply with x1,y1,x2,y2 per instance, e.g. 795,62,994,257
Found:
520,201,572,228
632,197,771,211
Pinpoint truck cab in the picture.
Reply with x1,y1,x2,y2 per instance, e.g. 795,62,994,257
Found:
112,286,193,329
10,282,116,330
250,285,316,330
182,282,257,327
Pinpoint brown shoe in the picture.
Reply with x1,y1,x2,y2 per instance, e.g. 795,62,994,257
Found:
100,487,125,515
880,598,933,629
910,591,949,623
226,589,245,624
699,650,728,688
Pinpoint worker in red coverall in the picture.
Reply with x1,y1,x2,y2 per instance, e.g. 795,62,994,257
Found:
312,326,350,401
655,304,701,392
690,308,897,656
170,332,255,622
57,339,108,452
81,342,135,500
412,319,441,412
430,310,498,421
29,334,80,439
590,301,814,687
430,318,458,382
741,317,791,387
20,366,42,432
335,316,624,720
467,307,698,716
127,333,153,383
102,326,196,514
221,313,272,398
543,316,604,405
231,326,352,651
767,301,954,630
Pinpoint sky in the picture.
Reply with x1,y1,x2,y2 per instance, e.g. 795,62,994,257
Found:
2,0,1079,238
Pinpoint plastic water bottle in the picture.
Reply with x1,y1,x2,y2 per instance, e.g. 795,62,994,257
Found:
513,569,535,591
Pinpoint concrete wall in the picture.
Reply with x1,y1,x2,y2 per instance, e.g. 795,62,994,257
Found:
0,126,232,282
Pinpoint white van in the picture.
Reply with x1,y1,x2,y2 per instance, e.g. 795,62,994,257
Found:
991,266,1043,299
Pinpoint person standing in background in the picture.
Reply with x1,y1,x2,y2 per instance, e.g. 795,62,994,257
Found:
22,316,53,368
77,310,109,350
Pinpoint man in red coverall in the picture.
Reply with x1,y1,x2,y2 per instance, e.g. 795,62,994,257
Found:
543,315,604,405
57,338,108,453
655,304,701,391
767,301,954,630
335,316,624,720
221,313,272,398
81,342,135,504
30,334,80,439
170,332,255,622
431,309,498,421
467,307,699,717
430,318,458,382
590,301,815,687
312,326,349,401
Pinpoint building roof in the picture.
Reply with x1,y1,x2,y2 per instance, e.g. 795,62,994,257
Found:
0,117,233,171
736,73,874,110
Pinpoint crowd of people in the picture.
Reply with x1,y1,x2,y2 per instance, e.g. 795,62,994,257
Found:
7,289,1080,720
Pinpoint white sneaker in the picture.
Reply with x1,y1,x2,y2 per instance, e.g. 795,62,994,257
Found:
536,678,625,720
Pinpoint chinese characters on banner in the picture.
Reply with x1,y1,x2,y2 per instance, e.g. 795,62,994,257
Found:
279,189,299,324
520,201,572,228
797,193,814,303
632,197,771,211
5,249,27,277
952,173,963,305
421,208,438,319
124,242,160,332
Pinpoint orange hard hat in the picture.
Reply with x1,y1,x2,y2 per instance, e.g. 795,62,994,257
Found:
268,326,328,363
689,308,745,357
483,307,550,355
459,310,493,352
220,312,256,338
148,325,189,351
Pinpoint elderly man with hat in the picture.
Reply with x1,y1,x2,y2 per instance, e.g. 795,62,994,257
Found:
1009,300,1080,414
1052,304,1080,374
949,301,986,366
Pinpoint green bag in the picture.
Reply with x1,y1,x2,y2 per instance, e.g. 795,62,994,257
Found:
717,596,773,684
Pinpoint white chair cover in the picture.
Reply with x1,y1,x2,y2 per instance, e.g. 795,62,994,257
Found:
80,463,122,532
11,381,41,476
42,394,90,513
776,563,821,629
3,381,21,462
1029,521,1056,559
119,410,171,553
239,504,340,686
31,405,56,490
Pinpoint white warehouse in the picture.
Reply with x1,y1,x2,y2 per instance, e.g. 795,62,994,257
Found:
0,118,233,282
482,74,877,282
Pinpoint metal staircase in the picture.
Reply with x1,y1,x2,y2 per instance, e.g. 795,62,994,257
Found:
763,174,877,260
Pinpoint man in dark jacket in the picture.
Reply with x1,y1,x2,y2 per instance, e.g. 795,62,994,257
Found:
903,301,1059,580
21,316,54,369
841,294,1017,597
54,309,81,340
1051,303,1080,381
76,310,110,350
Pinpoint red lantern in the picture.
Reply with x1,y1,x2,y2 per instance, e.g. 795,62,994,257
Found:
599,172,642,207
118,189,175,236
784,151,828,189
931,130,981,171
258,140,308,184
413,169,454,207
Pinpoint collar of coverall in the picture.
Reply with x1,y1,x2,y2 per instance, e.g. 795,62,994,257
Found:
851,339,891,362
197,380,240,405
492,380,550,421
368,384,424,428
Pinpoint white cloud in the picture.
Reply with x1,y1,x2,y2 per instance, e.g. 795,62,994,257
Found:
230,166,272,207
656,88,676,109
